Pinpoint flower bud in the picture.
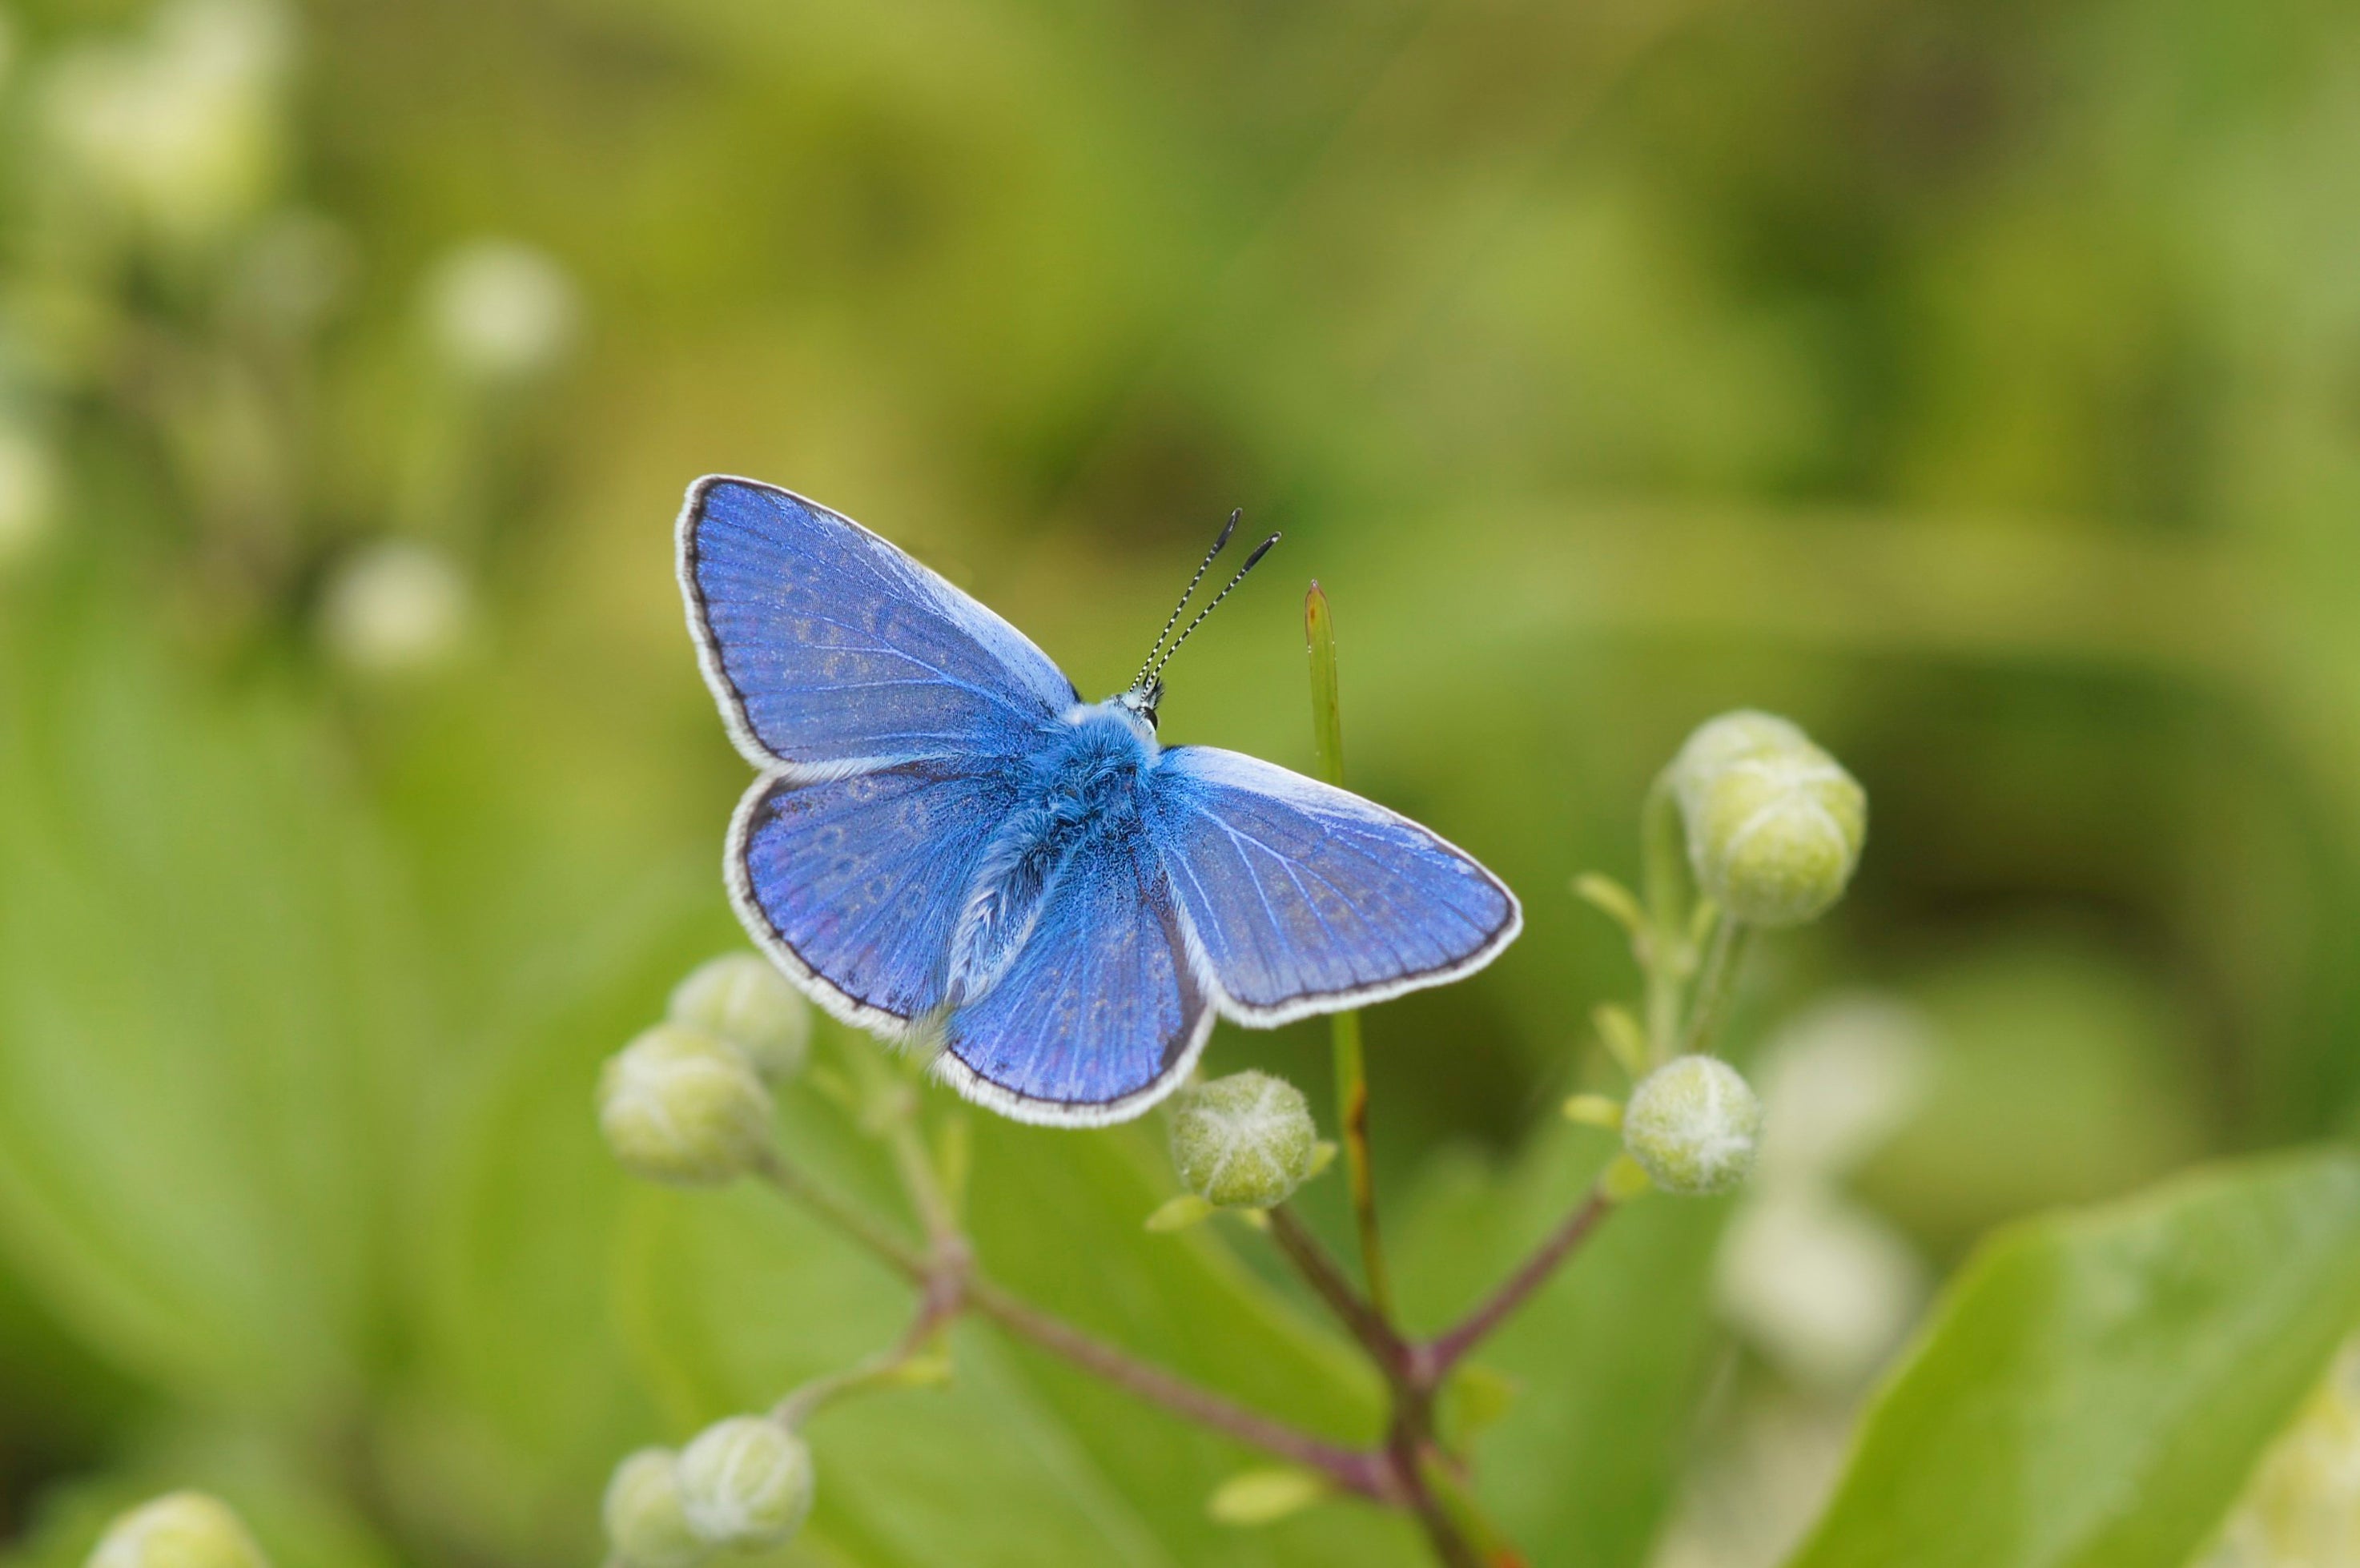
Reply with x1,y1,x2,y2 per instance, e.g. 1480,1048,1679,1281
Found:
1622,1055,1763,1196
88,1492,268,1568
1168,1071,1318,1210
1670,710,1864,927
421,239,578,382
317,539,471,677
667,955,810,1084
675,1416,814,1550
597,1023,774,1185
601,1450,709,1568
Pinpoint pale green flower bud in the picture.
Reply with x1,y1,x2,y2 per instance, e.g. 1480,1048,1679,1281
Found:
317,539,472,677
1670,710,1865,927
675,1417,814,1550
87,1492,267,1568
421,239,578,381
1622,1055,1763,1196
1168,1071,1317,1209
597,1023,773,1185
602,1449,708,1568
667,955,810,1084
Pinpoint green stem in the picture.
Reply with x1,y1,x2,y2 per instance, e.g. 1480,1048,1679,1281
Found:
1639,774,1688,1066
1307,580,1395,1320
1680,917,1750,1057
752,1152,928,1283
887,1114,961,1250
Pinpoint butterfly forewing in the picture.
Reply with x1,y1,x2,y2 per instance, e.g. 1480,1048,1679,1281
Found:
681,477,1078,774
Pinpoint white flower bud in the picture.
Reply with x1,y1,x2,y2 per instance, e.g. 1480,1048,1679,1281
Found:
88,1492,268,1568
597,1023,774,1185
421,239,578,382
1168,1071,1318,1210
601,1449,709,1568
675,1416,814,1550
667,955,810,1084
1670,710,1865,927
1622,1055,1763,1196
317,540,471,677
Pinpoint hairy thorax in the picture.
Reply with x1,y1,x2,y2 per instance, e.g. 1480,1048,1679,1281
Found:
941,698,1160,1004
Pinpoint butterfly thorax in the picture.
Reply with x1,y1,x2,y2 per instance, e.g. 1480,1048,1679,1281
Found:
939,700,1162,1007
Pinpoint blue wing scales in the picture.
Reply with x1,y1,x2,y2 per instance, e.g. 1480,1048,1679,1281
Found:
1147,746,1520,1023
935,831,1212,1125
681,476,1078,774
730,762,1019,1035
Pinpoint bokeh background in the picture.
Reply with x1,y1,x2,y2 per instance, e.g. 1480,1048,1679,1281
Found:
3,0,2358,1562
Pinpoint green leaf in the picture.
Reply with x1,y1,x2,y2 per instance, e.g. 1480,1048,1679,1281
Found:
0,591,416,1408
1787,1148,2360,1568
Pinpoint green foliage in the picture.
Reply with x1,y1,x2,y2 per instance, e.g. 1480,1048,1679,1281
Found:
1789,1150,2360,1568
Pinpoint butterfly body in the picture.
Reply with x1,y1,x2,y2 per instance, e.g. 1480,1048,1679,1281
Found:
945,699,1156,1006
681,476,1520,1125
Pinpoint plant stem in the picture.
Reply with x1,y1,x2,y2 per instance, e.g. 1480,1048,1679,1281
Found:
1269,1204,1409,1379
1397,1450,1486,1568
962,1274,1397,1502
1422,1188,1616,1377
772,1282,955,1429
1417,1454,1530,1568
752,1149,1393,1501
1680,916,1749,1058
753,1152,928,1283
1307,580,1395,1320
1639,774,1688,1066
886,1113,961,1249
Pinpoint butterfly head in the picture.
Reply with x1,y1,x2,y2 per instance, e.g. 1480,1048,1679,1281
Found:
1116,680,1164,732
1125,509,1280,731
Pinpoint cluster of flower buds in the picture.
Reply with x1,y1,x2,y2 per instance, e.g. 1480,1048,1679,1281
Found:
605,1415,816,1567
1580,711,1866,1200
1668,710,1866,928
87,1492,268,1568
1168,1071,1321,1210
597,954,810,1186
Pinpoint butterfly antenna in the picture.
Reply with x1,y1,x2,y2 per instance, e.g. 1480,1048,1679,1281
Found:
1133,509,1241,690
1149,531,1281,682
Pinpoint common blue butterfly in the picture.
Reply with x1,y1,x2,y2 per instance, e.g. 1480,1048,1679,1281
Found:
678,476,1521,1126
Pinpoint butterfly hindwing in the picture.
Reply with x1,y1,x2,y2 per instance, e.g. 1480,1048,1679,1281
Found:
1148,746,1521,1023
681,476,1079,774
730,762,1019,1035
936,828,1212,1125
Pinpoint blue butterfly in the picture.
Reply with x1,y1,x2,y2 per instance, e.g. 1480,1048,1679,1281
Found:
677,476,1522,1125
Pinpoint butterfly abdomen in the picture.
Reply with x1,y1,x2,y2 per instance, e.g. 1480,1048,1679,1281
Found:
940,702,1158,1007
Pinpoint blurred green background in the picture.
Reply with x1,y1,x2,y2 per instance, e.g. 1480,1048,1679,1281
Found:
3,0,2359,1562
